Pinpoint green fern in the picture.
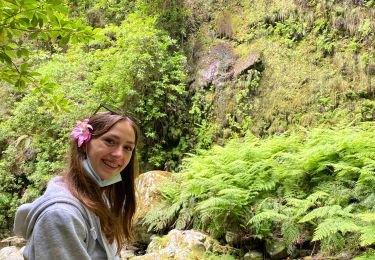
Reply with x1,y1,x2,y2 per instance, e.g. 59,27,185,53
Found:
281,220,302,254
144,126,375,256
312,217,360,241
299,205,352,223
286,191,329,212
357,213,375,222
359,225,375,246
249,210,288,225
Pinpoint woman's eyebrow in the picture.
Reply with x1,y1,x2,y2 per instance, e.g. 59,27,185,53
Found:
105,134,135,144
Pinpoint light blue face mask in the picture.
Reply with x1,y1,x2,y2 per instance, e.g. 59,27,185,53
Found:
82,158,122,187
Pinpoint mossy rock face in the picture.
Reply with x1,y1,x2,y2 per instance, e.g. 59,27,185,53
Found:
192,41,236,89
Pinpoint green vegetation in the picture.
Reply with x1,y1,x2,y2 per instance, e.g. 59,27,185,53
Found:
0,0,374,258
145,125,375,258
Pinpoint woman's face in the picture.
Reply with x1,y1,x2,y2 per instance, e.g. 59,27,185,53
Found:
87,120,136,180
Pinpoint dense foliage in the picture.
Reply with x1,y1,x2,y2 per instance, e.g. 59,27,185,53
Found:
0,0,374,259
144,125,375,258
0,0,190,236
0,0,95,101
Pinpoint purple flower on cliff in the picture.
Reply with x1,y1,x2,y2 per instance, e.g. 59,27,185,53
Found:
70,119,93,147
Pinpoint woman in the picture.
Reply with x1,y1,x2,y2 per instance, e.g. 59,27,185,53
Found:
14,106,140,259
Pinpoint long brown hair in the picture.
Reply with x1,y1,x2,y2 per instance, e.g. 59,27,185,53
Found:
64,112,139,253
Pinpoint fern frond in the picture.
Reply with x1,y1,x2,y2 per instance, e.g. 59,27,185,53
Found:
299,205,352,223
195,197,233,212
248,210,287,225
217,188,250,203
312,217,360,241
330,162,361,179
175,206,193,230
356,213,375,222
281,220,302,254
359,225,375,246
143,200,182,232
357,169,375,184
304,191,329,209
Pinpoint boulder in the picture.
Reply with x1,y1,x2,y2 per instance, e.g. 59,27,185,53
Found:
0,246,24,260
130,229,234,259
0,236,26,249
132,171,173,244
243,250,263,260
265,239,288,260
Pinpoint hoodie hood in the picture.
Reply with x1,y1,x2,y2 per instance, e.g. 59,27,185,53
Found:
13,176,118,259
13,176,96,240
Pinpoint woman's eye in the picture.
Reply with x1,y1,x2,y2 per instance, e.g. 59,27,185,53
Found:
124,146,133,152
104,139,115,145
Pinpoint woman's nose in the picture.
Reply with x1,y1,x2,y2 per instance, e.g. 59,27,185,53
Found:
111,147,123,157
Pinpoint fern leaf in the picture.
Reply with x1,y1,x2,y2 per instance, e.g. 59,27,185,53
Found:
360,225,375,246
299,205,352,223
282,220,301,254
195,197,232,212
248,210,287,225
312,217,360,241
356,213,375,222
358,169,375,184
304,191,329,209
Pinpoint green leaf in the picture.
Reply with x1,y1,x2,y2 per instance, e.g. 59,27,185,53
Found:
16,48,30,57
38,17,44,28
28,31,39,40
20,63,28,73
40,32,48,40
29,71,41,77
50,14,60,27
31,13,38,27
0,52,12,65
58,34,70,46
15,78,26,89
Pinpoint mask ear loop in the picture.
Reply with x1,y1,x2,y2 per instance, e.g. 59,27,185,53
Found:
84,142,89,160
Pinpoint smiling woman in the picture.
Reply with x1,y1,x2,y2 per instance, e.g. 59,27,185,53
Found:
88,120,135,181
13,107,140,260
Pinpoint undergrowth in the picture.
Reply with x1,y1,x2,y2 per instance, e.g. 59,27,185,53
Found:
144,123,375,258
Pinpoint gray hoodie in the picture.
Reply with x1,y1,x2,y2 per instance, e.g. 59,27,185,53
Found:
13,176,119,260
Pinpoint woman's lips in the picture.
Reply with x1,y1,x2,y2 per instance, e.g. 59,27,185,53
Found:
103,159,120,169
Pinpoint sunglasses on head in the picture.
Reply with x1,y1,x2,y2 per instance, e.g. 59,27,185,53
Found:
93,103,121,115
92,104,140,124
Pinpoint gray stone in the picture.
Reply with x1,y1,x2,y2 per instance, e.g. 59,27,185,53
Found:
0,236,26,249
0,246,24,260
128,229,234,259
265,239,288,260
225,231,242,247
243,250,263,260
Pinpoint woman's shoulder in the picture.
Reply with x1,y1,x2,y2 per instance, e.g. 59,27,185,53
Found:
36,202,89,235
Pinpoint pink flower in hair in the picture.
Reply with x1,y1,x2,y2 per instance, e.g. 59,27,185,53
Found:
70,119,93,147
